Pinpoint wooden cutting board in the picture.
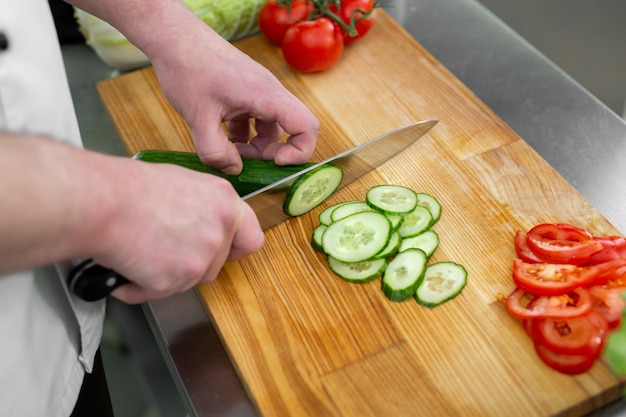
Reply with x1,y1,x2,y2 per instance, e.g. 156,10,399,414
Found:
97,11,625,417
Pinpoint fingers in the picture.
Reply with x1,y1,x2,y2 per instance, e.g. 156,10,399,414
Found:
193,119,243,175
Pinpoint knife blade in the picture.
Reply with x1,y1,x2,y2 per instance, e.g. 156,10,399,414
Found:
67,119,438,301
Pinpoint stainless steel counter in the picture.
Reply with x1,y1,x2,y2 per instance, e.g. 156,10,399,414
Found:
62,0,626,416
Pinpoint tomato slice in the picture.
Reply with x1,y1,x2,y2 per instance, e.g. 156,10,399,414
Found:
529,311,608,355
586,236,626,265
588,285,625,329
512,259,600,296
506,287,593,320
514,231,544,263
534,341,600,375
526,223,602,265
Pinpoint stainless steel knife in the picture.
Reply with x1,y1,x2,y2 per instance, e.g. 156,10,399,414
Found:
67,120,438,301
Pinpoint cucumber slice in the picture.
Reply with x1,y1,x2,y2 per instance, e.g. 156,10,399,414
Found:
283,165,343,216
372,231,401,259
311,224,327,252
381,248,427,301
366,184,418,215
415,262,467,308
318,202,347,226
387,214,404,231
330,201,375,222
327,256,386,283
399,229,439,258
416,193,442,224
321,211,391,263
397,205,433,238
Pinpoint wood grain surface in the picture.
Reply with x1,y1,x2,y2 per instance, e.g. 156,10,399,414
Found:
97,11,625,417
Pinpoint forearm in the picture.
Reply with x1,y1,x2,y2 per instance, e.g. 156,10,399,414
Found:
0,132,121,272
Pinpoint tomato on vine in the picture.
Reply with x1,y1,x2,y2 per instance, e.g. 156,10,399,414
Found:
281,17,345,72
330,0,377,45
259,0,314,45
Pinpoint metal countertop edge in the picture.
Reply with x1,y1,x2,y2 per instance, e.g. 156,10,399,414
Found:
61,0,626,416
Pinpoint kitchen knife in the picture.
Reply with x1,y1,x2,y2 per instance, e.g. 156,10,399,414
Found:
67,119,438,301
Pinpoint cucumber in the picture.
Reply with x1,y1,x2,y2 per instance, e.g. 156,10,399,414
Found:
132,150,314,197
381,248,427,301
397,205,433,238
415,262,467,308
321,211,391,263
366,184,418,215
318,202,347,226
330,201,375,222
399,229,440,258
372,231,401,259
311,224,327,253
283,164,343,216
327,256,387,283
416,193,442,224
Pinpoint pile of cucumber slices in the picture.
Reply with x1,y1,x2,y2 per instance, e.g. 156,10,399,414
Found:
311,184,467,307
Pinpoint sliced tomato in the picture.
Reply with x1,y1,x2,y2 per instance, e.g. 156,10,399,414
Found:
512,259,600,296
514,230,544,263
506,287,592,320
534,341,601,375
529,311,608,355
588,285,625,329
525,223,602,265
586,236,626,265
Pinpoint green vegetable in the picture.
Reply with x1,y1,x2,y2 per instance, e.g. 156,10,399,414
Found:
132,149,314,197
327,256,387,283
366,184,418,215
283,165,344,217
382,249,427,301
415,262,468,308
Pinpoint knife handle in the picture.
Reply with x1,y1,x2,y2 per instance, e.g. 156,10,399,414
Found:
68,258,130,301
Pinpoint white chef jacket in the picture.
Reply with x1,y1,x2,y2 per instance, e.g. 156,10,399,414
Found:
0,1,106,416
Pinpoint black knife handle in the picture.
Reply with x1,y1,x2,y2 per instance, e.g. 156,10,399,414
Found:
68,258,130,301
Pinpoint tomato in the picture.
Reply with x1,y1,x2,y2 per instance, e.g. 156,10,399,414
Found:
588,285,625,329
533,341,601,375
512,259,601,296
525,223,602,265
528,311,608,355
281,18,344,72
514,230,544,263
258,0,313,45
330,0,377,45
506,287,592,320
586,236,626,265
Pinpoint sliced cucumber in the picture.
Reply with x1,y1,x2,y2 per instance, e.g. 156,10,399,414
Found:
311,224,327,253
415,262,467,308
318,202,347,226
283,164,343,216
366,184,418,216
381,248,427,301
327,256,386,283
321,211,391,263
416,193,442,224
372,231,401,259
399,229,439,258
330,201,375,222
387,214,404,231
397,205,433,238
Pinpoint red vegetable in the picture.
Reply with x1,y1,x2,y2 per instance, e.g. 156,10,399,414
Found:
258,0,314,45
512,259,600,296
330,0,377,45
525,223,603,265
506,287,593,320
281,17,344,73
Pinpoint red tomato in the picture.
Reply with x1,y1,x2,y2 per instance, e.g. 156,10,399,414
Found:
588,285,625,329
533,341,601,375
514,230,544,263
512,259,600,296
258,0,313,45
281,18,344,72
506,287,592,320
528,311,608,355
526,223,603,265
586,236,626,265
331,0,377,45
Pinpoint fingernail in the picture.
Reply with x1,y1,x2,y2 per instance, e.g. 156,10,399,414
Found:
222,162,242,176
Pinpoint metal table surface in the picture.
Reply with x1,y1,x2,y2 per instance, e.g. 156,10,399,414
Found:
62,0,626,416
